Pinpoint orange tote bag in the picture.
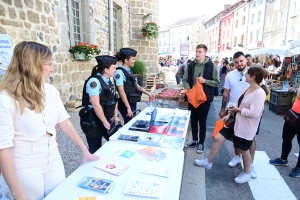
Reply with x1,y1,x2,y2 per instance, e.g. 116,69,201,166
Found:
185,79,207,108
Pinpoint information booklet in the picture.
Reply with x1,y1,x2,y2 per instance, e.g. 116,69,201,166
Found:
109,148,135,158
94,158,129,176
138,146,168,161
77,176,115,194
73,196,102,200
124,178,164,198
139,165,171,178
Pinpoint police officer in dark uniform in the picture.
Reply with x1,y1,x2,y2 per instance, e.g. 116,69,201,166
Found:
80,55,120,154
114,48,155,124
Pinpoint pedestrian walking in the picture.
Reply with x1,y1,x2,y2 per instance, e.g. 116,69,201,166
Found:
175,59,192,85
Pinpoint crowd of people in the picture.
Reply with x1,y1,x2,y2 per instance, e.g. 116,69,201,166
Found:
0,41,299,199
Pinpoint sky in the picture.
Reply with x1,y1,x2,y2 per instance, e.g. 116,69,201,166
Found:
158,0,237,27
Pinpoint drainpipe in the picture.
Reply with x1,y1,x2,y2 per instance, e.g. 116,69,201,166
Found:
108,0,113,55
283,0,290,45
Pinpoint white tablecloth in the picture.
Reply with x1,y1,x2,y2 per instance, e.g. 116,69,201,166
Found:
44,141,184,200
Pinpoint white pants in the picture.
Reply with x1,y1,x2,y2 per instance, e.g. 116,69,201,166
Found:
0,134,65,200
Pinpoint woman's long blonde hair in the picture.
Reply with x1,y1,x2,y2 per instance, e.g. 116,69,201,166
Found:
0,41,52,113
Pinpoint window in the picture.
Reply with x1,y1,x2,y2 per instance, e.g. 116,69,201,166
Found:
274,0,280,10
243,6,246,12
276,32,282,45
253,1,256,8
241,34,244,44
265,35,271,47
290,26,295,39
228,18,231,24
235,20,238,28
257,11,261,22
236,11,239,16
224,20,226,26
66,0,82,45
227,30,229,38
242,16,246,25
268,15,273,26
197,36,200,42
186,36,189,41
278,11,283,23
250,32,253,43
173,47,175,53
186,27,189,32
223,32,225,38
256,30,260,41
291,1,297,16
234,37,237,47
223,44,225,50
197,26,200,32
251,14,255,24
113,6,119,54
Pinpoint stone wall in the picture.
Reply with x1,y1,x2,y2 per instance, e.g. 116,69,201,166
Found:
129,0,159,75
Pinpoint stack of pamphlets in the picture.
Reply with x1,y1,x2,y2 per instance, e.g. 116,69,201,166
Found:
138,146,168,161
77,176,115,193
109,148,135,158
94,158,129,176
124,178,164,198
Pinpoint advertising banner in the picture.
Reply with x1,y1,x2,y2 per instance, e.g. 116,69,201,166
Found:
0,34,13,75
180,44,189,56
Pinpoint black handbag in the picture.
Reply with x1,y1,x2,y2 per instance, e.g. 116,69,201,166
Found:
284,109,300,126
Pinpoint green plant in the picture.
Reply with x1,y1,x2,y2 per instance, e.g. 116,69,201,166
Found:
69,42,101,59
140,22,159,39
132,60,146,76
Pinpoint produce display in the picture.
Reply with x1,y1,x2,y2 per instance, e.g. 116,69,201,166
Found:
156,89,183,100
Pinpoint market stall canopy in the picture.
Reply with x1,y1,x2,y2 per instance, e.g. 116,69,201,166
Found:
245,43,300,57
289,39,300,49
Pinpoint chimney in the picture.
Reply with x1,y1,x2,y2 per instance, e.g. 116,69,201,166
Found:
224,4,231,9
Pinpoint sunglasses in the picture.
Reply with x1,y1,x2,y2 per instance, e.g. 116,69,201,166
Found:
239,73,244,81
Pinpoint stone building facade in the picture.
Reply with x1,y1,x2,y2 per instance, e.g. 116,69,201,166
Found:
0,0,159,103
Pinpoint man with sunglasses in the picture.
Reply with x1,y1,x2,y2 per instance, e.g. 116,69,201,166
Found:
219,52,258,179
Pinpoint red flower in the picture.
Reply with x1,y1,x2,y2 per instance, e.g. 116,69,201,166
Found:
78,42,84,46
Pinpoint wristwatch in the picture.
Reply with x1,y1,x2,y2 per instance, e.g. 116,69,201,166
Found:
113,114,119,117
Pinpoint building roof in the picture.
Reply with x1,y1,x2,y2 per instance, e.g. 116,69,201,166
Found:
170,15,205,27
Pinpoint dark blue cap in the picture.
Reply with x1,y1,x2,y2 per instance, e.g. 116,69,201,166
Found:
95,55,117,65
119,48,137,57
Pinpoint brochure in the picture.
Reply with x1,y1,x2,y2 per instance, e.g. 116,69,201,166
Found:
124,178,164,198
94,158,129,176
73,196,102,200
109,148,135,158
139,165,171,178
77,176,115,193
118,134,139,142
138,146,168,161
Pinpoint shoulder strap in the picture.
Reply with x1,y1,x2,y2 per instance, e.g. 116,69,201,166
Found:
238,91,246,108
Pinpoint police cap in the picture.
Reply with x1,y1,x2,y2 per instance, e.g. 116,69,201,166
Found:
95,55,117,65
119,48,137,57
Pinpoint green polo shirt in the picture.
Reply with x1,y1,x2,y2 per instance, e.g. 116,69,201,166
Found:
182,57,220,90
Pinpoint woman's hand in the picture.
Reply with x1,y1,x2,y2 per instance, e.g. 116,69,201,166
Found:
148,93,155,99
228,106,241,113
126,107,133,118
14,193,29,200
222,114,230,122
113,116,120,124
103,120,111,130
82,150,99,164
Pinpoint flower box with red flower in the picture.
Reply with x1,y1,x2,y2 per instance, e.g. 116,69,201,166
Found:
69,42,101,60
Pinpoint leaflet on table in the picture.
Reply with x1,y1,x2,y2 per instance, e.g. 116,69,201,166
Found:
94,158,129,176
139,165,171,178
138,146,168,161
124,178,164,198
109,148,135,158
77,176,115,193
73,196,103,200
138,134,184,150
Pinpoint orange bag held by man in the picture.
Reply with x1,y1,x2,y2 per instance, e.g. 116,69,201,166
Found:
185,79,207,108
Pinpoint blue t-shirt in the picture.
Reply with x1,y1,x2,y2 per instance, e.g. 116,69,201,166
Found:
114,65,133,87
86,73,110,108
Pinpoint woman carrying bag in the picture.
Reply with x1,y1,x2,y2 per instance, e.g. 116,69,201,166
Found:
269,87,300,178
80,55,120,154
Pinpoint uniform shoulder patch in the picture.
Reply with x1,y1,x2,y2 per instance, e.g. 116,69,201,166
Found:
116,74,120,79
90,81,97,88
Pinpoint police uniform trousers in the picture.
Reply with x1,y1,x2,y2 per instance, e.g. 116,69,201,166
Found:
80,110,111,154
118,102,137,125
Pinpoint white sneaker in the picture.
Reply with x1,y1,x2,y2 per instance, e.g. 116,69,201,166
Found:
228,155,242,167
234,171,251,184
250,165,257,179
194,158,212,169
